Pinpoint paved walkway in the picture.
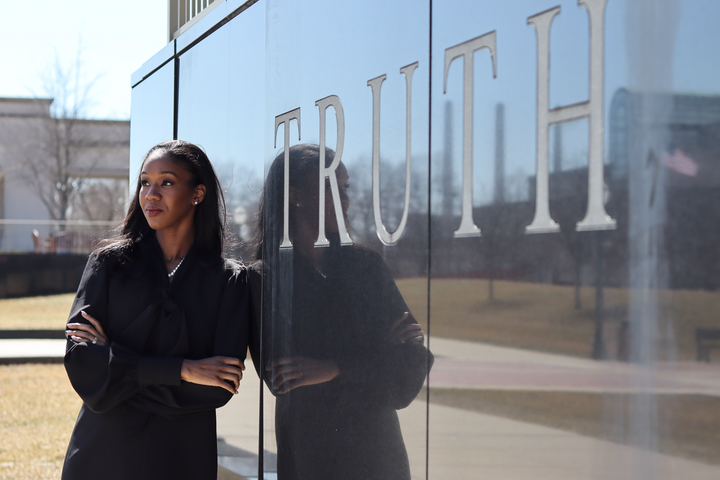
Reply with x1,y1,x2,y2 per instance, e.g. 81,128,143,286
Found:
3,336,720,479
428,337,720,395
0,338,65,363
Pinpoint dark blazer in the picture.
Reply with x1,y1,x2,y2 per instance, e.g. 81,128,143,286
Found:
62,238,251,480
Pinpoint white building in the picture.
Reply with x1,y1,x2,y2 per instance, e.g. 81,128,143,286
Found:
0,97,129,252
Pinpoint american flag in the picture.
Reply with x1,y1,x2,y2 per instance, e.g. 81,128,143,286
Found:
661,148,699,177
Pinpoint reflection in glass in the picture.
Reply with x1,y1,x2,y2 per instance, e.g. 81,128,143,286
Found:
128,0,720,477
428,1,720,478
253,144,432,480
129,61,175,181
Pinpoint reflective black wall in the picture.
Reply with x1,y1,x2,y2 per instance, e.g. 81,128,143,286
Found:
131,1,720,478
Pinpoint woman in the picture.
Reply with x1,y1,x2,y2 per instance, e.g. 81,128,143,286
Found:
251,144,432,480
62,140,250,479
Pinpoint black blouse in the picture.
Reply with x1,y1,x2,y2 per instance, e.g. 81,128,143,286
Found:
62,238,251,480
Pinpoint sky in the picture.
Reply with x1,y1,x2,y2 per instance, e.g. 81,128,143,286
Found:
0,1,167,120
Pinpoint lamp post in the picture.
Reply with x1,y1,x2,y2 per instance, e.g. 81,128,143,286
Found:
591,230,607,359
591,183,611,360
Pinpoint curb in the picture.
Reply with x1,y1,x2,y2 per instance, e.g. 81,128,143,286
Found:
0,357,64,365
0,330,65,339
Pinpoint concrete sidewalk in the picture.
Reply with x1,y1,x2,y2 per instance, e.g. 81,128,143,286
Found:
0,338,65,364
428,337,720,395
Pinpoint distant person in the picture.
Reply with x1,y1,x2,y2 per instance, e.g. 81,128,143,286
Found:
250,144,432,480
62,140,251,479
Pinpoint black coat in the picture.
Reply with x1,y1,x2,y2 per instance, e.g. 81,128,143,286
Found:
62,239,251,480
252,243,433,480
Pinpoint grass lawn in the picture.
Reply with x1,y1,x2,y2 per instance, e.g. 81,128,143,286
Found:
0,364,247,480
397,278,720,361
0,294,74,330
426,388,720,467
0,364,80,480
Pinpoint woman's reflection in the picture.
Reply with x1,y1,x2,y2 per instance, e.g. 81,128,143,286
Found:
251,144,432,480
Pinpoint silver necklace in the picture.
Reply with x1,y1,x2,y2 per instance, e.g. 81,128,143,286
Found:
167,257,185,279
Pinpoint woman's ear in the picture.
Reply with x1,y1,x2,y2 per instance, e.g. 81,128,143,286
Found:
193,184,207,205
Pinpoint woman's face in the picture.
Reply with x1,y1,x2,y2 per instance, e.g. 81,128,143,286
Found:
295,162,350,234
139,152,204,232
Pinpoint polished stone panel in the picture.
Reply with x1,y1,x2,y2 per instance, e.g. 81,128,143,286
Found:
132,1,720,478
260,1,431,478
129,60,175,180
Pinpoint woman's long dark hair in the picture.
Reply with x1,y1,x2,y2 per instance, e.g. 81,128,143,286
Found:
254,144,335,260
97,140,227,267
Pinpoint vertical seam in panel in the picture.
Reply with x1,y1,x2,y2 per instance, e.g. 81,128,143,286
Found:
173,52,180,140
258,286,264,478
425,1,433,480
260,2,268,480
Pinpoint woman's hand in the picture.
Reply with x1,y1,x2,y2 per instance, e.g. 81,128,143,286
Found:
181,357,245,395
66,311,109,347
267,357,340,394
388,312,425,345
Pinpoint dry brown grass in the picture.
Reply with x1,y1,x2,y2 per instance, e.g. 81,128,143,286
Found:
0,364,81,480
0,294,74,330
0,364,248,480
397,278,720,360
427,388,720,466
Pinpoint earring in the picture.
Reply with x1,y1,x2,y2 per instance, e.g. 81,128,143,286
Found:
194,201,198,205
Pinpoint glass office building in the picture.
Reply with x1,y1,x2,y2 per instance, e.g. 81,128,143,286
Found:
131,1,720,478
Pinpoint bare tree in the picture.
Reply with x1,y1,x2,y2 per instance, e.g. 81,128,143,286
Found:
71,178,128,222
346,155,427,243
476,200,523,301
550,166,594,310
0,48,117,222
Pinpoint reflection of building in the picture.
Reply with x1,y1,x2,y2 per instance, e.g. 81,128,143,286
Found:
609,89,720,289
0,98,129,252
431,89,720,291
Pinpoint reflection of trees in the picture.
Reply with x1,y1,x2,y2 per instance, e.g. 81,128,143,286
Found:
215,160,263,257
476,200,523,301
546,163,626,359
345,158,375,242
549,168,592,310
548,166,606,358
1,108,127,222
0,51,125,223
71,178,128,221
346,156,427,244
